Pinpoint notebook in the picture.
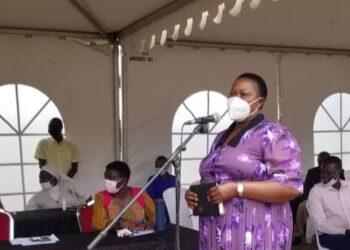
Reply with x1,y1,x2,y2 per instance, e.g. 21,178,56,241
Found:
189,182,224,216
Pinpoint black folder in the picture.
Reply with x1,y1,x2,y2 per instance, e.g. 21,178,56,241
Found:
189,182,224,216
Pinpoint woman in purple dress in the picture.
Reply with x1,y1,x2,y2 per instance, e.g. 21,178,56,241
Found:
185,73,303,250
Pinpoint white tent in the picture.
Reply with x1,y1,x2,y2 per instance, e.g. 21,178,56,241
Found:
1,0,350,209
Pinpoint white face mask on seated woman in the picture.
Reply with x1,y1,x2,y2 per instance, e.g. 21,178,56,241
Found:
40,175,56,191
40,181,53,191
105,179,125,194
227,96,261,122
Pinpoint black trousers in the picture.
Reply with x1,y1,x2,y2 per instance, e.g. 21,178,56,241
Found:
319,234,350,250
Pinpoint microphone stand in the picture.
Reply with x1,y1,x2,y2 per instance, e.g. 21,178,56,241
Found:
87,123,207,250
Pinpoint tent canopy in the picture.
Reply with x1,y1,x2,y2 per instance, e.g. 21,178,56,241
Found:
1,0,350,50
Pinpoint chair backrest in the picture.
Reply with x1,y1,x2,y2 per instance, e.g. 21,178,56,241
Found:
77,205,95,233
305,216,315,244
0,209,14,240
163,187,196,230
306,204,330,250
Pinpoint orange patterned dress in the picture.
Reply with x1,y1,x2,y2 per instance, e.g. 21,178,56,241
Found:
92,187,155,230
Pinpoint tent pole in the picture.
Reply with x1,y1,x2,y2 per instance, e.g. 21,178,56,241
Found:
112,39,124,161
276,53,283,123
113,38,125,161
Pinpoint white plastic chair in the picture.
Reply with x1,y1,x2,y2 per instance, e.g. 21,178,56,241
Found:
163,187,198,230
306,204,330,250
305,216,315,244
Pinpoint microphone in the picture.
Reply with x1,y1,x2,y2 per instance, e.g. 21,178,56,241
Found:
184,113,221,125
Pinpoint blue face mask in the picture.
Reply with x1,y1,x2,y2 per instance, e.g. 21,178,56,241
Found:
324,171,339,187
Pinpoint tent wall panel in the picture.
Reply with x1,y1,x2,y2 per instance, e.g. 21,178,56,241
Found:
281,53,350,170
125,46,278,186
0,35,116,194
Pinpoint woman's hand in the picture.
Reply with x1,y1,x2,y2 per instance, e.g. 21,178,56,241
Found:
137,220,155,231
119,219,136,231
185,190,198,209
207,182,236,204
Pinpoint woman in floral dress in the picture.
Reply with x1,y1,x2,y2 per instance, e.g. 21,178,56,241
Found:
185,73,303,250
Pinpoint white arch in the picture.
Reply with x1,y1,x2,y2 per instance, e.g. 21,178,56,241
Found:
0,83,64,211
313,92,350,170
171,90,231,186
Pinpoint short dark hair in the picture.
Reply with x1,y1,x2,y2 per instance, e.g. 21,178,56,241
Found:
156,155,167,162
317,151,330,166
236,73,268,98
323,156,342,170
49,117,63,130
105,161,131,180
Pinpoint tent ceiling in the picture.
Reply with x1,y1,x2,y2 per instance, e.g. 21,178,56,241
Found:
0,0,350,50
136,0,350,51
0,0,173,33
185,0,350,50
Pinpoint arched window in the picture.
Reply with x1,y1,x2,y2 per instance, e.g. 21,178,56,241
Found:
172,90,231,186
313,93,350,171
0,84,63,211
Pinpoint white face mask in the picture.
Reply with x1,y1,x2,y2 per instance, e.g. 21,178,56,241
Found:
105,179,124,194
41,181,53,191
227,96,261,122
324,171,339,187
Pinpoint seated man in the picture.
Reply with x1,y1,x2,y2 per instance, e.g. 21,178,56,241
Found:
292,151,330,245
293,152,346,245
26,164,91,210
308,156,350,250
146,156,175,223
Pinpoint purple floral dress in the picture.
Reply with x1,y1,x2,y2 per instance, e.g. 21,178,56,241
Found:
199,114,303,250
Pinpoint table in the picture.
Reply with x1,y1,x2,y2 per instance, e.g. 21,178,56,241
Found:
0,224,199,250
12,208,80,237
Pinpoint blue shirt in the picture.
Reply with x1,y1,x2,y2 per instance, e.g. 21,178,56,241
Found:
147,173,176,223
147,173,176,200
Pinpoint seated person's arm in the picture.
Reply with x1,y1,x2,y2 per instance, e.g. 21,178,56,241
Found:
92,193,109,231
139,192,156,230
308,188,347,235
38,159,46,169
26,195,41,210
67,162,78,178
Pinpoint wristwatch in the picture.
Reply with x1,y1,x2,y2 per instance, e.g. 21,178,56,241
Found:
237,182,244,197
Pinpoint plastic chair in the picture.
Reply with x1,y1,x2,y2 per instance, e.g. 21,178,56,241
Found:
306,204,330,250
0,209,14,240
163,187,197,230
305,216,315,244
76,205,95,233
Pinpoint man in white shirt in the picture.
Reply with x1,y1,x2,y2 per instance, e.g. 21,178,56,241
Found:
308,156,350,250
35,118,79,177
27,164,91,210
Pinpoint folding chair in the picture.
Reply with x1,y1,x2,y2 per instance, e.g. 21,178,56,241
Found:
76,205,95,233
306,204,330,250
163,187,197,230
0,209,14,240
